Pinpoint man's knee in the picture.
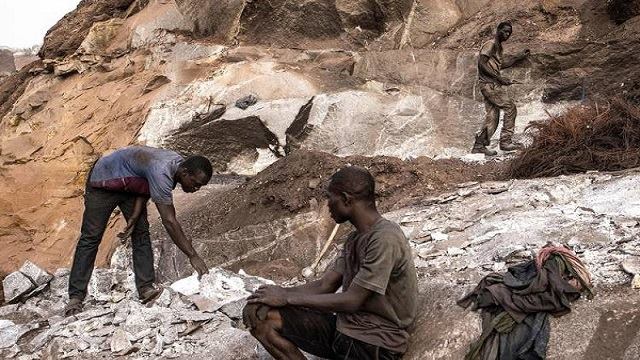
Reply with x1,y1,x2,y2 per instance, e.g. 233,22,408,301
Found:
243,304,282,338
243,303,269,330
131,227,151,241
76,233,102,249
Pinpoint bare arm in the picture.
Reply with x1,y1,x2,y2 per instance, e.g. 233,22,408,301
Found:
285,284,372,313
156,203,208,276
502,49,529,69
284,270,343,295
479,55,511,85
248,281,372,313
131,196,148,220
118,196,149,239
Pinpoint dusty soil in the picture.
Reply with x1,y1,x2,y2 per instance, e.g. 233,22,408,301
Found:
183,150,506,239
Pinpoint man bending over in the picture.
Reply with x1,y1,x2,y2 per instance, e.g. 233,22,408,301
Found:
243,166,418,359
65,145,212,315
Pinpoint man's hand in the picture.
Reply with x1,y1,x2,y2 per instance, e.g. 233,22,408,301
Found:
247,285,288,307
189,255,209,279
117,221,135,243
499,77,514,86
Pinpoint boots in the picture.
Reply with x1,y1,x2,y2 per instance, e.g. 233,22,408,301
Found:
471,131,497,156
499,141,524,151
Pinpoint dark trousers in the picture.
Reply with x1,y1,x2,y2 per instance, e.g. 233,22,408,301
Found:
477,82,517,145
68,184,155,300
277,306,401,360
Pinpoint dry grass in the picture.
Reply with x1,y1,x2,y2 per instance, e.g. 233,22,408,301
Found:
510,98,640,178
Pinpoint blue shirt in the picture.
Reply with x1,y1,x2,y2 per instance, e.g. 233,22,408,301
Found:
89,146,183,205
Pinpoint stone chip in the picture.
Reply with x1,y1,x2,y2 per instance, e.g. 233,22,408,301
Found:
3,272,35,303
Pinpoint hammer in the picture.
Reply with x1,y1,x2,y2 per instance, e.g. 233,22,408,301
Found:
301,223,340,278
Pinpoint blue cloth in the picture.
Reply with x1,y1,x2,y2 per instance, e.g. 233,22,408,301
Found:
89,146,183,205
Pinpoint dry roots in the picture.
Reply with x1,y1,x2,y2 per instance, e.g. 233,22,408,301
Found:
510,98,640,178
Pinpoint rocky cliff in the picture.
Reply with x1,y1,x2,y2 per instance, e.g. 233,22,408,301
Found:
1,0,639,358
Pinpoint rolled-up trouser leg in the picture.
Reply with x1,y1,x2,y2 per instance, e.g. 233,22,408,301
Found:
118,198,155,292
499,102,517,144
68,186,120,300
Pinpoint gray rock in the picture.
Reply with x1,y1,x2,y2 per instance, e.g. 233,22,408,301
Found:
2,272,35,303
109,328,132,353
112,304,130,325
23,283,49,300
19,261,53,287
161,325,179,345
0,304,20,317
430,232,449,242
76,307,113,321
622,256,640,275
152,332,164,355
53,268,70,277
446,247,465,257
190,294,219,312
48,273,69,298
0,320,19,349
154,288,173,307
220,298,247,320
235,94,258,110
27,328,54,353
176,310,217,322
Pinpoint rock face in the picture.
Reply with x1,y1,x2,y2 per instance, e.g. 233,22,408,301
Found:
2,0,639,276
0,1,639,357
38,0,138,59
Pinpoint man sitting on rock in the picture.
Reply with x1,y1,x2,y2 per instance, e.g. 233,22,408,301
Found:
65,145,212,316
472,21,530,156
243,166,417,360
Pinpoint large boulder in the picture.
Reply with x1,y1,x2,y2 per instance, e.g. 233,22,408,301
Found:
39,0,137,59
174,0,247,41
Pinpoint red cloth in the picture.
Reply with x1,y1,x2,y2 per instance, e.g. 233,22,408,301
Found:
536,245,592,291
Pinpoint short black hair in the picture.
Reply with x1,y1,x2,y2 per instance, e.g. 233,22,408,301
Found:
181,155,213,180
498,21,512,30
329,166,376,202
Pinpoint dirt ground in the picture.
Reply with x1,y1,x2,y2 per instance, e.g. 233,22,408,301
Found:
152,150,507,281
193,150,507,239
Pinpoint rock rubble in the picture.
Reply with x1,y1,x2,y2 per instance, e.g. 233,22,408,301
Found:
0,265,271,359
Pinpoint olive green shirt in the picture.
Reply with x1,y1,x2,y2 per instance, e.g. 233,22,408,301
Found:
478,39,503,84
332,218,418,353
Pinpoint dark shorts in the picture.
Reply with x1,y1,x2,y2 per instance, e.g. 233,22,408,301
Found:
279,306,401,360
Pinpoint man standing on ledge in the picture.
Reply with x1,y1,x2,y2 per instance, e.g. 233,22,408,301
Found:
243,166,417,359
65,146,213,316
472,21,530,156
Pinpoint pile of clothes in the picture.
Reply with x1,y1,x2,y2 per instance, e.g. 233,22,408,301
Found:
458,244,593,360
